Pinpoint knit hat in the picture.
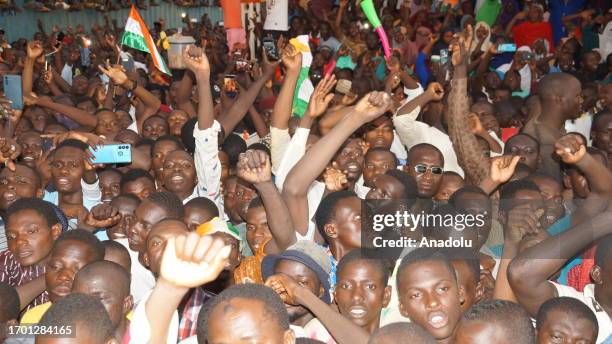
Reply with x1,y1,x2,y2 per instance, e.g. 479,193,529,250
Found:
262,240,332,303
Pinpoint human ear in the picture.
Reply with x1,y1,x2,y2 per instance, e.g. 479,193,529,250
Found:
36,188,44,199
590,265,603,284
398,299,409,318
382,285,392,308
458,283,467,306
122,295,134,315
143,252,150,268
562,174,572,190
324,223,338,239
283,328,296,344
474,280,485,304
51,224,62,240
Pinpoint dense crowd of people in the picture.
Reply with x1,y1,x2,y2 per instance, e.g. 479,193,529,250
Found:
0,0,611,343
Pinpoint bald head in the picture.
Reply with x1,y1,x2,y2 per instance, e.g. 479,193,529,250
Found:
408,143,444,166
538,73,581,99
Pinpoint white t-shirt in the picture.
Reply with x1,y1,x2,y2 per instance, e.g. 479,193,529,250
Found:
552,282,612,344
116,238,156,304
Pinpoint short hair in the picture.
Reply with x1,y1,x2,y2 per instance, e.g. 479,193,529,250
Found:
185,197,220,218
99,167,123,178
499,180,541,211
135,138,154,149
197,284,290,343
55,138,89,152
248,196,264,210
120,168,155,188
296,339,327,344
396,248,456,291
221,133,247,166
102,240,131,269
112,193,142,205
439,247,480,285
0,282,19,321
74,260,131,297
38,293,114,343
314,190,358,241
180,118,198,153
368,322,436,344
146,191,184,220
6,198,60,228
448,185,489,210
337,249,390,285
365,147,397,162
153,135,185,156
536,297,598,336
384,169,418,201
595,234,612,267
538,73,580,99
54,229,105,261
592,111,612,131
407,143,444,165
143,115,168,126
463,300,535,344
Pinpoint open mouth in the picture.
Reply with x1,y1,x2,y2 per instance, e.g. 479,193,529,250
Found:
346,162,361,173
22,156,35,161
2,191,16,203
348,306,368,318
56,177,71,186
427,311,449,329
170,174,185,183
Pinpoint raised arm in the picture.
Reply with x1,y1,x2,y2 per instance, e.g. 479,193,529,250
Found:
238,150,296,252
218,55,280,140
146,233,230,344
447,25,490,185
267,274,370,344
508,202,611,315
30,94,98,128
556,134,612,195
182,45,213,130
98,65,161,133
271,44,302,130
23,41,43,95
508,137,612,315
282,91,392,233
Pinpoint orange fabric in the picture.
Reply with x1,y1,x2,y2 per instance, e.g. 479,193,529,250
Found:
221,0,243,28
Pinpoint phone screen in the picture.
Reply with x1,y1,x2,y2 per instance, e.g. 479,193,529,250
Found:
224,75,237,98
3,75,23,110
263,38,278,61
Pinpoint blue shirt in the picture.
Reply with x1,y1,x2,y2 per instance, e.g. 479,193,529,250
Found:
548,0,587,45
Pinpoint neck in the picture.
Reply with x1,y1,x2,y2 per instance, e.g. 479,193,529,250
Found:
292,312,314,327
59,190,83,206
330,242,350,261
174,186,194,201
114,320,127,341
538,104,565,129
595,285,612,316
364,316,381,334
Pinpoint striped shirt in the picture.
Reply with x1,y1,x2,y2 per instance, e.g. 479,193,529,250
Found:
0,249,49,310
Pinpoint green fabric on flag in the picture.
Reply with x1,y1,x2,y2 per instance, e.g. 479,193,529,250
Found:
292,68,311,117
120,31,150,54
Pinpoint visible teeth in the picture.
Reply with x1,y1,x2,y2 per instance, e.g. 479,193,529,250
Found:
431,315,443,323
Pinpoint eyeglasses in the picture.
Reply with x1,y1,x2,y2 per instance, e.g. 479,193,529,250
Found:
413,164,443,175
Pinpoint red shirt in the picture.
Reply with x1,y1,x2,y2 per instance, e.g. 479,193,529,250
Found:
512,21,554,50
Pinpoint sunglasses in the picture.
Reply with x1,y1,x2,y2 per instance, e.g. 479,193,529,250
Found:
413,164,443,175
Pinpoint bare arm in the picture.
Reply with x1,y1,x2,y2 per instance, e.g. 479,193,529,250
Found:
218,61,278,139
248,106,270,138
447,26,490,185
271,45,302,130
36,96,98,128
283,91,391,234
16,275,46,311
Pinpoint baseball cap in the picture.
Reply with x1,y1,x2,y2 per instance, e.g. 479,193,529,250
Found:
262,240,332,303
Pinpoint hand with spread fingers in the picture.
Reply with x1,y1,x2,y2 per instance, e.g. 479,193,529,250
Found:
305,74,337,118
